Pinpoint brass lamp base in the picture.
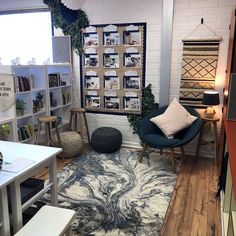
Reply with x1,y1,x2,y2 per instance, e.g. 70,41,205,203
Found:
204,106,216,118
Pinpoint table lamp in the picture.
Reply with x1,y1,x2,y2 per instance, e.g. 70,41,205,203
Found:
202,90,220,118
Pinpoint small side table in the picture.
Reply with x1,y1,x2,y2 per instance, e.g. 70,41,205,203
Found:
196,116,220,164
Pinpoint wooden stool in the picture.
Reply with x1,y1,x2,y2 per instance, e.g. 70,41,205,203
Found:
69,108,90,143
196,116,220,164
14,205,76,236
36,116,61,147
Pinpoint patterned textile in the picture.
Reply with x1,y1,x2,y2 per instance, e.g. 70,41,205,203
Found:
42,148,179,235
179,39,220,108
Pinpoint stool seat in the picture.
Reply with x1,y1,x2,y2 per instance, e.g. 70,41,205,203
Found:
38,116,57,123
91,127,122,153
14,206,76,236
70,108,86,113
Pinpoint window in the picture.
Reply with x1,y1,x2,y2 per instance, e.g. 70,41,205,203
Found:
0,11,52,65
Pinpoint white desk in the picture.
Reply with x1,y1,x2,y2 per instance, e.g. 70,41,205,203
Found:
0,141,62,236
0,173,13,236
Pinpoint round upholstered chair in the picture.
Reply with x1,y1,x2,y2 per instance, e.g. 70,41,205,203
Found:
51,131,83,158
137,106,202,172
91,127,122,153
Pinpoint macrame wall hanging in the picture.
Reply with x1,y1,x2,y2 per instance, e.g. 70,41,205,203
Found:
179,19,222,108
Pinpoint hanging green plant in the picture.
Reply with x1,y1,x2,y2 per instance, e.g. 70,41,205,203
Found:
44,0,89,54
127,84,157,134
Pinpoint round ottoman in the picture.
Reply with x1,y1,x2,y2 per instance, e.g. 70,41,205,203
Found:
91,127,122,153
52,131,83,158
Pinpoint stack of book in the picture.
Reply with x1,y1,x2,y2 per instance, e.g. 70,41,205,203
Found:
17,124,34,141
14,76,31,93
48,73,60,88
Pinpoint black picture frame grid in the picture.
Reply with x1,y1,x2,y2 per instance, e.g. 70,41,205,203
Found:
80,22,146,115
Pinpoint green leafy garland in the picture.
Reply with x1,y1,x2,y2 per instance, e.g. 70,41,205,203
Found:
127,84,156,134
44,0,89,54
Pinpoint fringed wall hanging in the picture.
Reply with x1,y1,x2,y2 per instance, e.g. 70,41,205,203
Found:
179,19,222,108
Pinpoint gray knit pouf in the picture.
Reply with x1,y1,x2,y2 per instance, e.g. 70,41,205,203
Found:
52,131,83,158
91,127,122,153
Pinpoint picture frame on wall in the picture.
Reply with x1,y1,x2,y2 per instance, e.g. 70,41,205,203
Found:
83,32,99,47
80,22,146,115
84,54,99,68
103,53,119,68
85,95,100,109
124,53,141,67
124,96,140,111
104,96,120,110
85,76,100,89
103,32,120,46
104,76,120,90
123,31,141,46
123,76,140,90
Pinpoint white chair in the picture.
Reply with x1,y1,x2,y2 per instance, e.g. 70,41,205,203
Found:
14,205,76,236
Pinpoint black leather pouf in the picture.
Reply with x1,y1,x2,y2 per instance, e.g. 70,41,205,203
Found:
91,127,122,153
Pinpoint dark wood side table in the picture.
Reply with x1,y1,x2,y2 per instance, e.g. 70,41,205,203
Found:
196,116,220,164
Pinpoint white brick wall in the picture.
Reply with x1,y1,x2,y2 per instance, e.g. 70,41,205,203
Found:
55,0,236,155
170,0,236,156
65,0,163,148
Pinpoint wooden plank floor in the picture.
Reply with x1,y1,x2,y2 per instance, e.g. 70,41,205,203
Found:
160,156,222,236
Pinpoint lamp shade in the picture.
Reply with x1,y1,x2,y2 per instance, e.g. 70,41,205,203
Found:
202,91,220,106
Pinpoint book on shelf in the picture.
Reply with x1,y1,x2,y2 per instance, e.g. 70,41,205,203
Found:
14,76,30,92
18,124,33,141
62,92,71,105
48,73,60,88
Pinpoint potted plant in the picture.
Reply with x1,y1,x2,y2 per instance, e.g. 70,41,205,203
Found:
16,98,26,116
35,92,44,111
127,84,156,134
0,124,11,140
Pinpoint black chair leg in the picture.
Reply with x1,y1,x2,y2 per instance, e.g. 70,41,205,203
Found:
160,148,163,155
139,143,148,163
170,148,176,173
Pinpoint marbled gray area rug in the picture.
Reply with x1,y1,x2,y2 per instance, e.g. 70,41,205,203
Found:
44,148,178,236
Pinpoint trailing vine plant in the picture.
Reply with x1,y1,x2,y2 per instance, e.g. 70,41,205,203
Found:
127,84,156,134
44,0,89,54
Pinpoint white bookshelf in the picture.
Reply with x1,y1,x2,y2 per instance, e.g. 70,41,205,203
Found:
0,64,73,144
0,66,17,142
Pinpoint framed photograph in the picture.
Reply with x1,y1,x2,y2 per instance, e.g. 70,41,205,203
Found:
124,96,140,111
103,32,119,46
103,53,119,68
104,76,120,90
83,32,99,47
123,76,141,90
85,76,100,90
123,31,142,45
124,53,141,68
84,54,99,67
85,95,100,109
104,96,120,110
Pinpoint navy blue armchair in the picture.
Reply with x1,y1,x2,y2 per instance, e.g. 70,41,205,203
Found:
137,106,202,172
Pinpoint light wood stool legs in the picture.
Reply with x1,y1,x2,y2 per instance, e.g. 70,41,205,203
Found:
35,116,61,146
69,108,90,143
196,117,219,164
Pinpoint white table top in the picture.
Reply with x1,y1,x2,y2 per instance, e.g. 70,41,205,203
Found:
0,141,62,188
